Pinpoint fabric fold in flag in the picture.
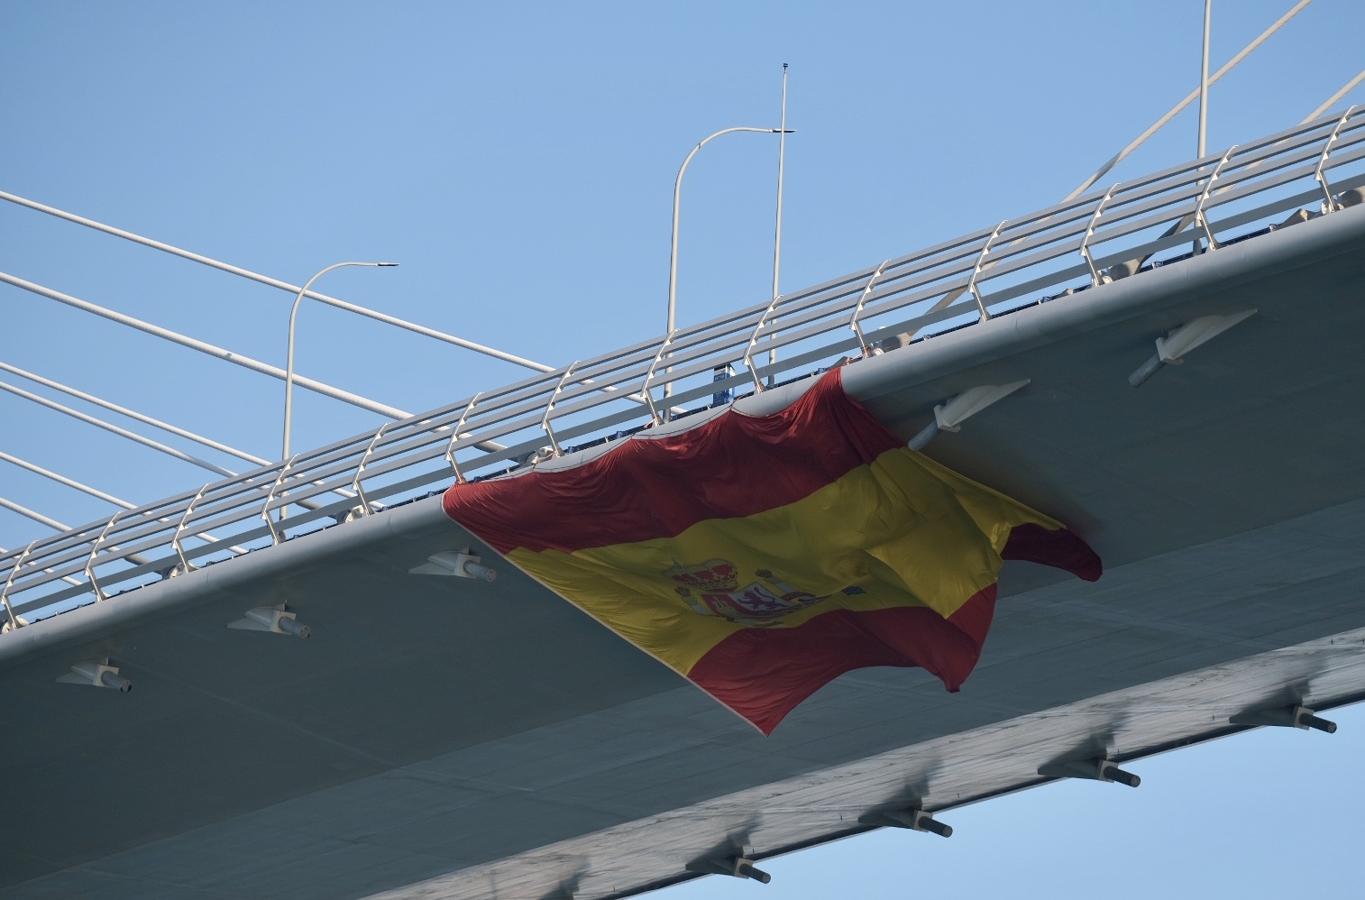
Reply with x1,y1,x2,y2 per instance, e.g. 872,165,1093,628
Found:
442,368,1101,734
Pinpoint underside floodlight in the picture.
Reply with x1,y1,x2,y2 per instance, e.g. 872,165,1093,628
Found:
909,380,1030,451
860,806,953,837
410,550,497,582
1231,703,1337,734
229,604,312,639
1038,756,1140,787
57,659,132,692
686,853,771,884
1128,308,1257,387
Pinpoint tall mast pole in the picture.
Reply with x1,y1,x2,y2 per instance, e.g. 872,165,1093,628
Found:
1196,0,1212,253
1198,0,1212,158
768,63,789,385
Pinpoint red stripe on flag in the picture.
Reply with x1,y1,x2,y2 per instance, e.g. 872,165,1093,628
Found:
1002,523,1103,582
687,586,997,735
444,369,901,555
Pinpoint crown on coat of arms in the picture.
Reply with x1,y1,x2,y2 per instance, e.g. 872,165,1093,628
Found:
666,559,739,594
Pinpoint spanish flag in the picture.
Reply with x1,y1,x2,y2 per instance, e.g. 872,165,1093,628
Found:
443,369,1100,734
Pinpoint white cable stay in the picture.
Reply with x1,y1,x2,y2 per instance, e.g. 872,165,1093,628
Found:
918,39,1353,332
1303,69,1365,124
0,379,236,478
0,193,654,412
0,496,71,533
0,272,510,454
0,271,411,420
0,190,554,373
0,361,270,467
0,364,356,508
1066,0,1312,201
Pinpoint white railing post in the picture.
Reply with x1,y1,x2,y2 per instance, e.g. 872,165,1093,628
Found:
848,260,893,356
83,511,124,602
966,222,1007,321
261,457,298,545
445,392,485,484
742,294,786,392
172,484,212,576
1194,145,1239,250
1315,105,1360,211
640,331,676,426
1,541,36,629
1079,185,1120,287
540,363,580,458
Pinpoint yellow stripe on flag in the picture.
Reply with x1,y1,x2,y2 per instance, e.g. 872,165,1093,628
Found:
506,446,1063,674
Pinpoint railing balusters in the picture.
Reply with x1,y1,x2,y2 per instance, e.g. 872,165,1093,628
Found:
7,117,1365,625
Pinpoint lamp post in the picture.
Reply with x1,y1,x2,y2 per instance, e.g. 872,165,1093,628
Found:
769,63,790,384
1196,0,1212,253
1198,0,1212,159
282,261,398,459
665,125,792,400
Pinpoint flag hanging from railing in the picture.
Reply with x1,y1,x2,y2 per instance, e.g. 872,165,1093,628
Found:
442,368,1101,734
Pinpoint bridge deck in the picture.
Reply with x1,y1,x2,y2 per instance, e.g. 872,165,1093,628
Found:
4,203,1365,898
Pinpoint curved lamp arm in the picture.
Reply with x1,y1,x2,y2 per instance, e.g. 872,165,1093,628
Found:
664,125,793,402
283,260,397,459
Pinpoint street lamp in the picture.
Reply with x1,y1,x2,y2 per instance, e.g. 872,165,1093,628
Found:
665,125,792,400
282,261,398,459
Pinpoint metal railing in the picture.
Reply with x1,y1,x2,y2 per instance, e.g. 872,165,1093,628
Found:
4,109,1365,627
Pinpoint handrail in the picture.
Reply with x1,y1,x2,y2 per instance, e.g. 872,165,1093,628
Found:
4,111,1365,625
1195,146,1240,249
1316,105,1360,209
742,291,789,392
1079,184,1120,286
848,260,892,357
540,362,580,458
1,542,35,627
82,511,124,602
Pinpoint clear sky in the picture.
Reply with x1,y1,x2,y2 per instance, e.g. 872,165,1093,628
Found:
3,1,1363,897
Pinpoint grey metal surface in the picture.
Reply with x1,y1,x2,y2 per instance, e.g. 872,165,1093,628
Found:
5,109,1365,626
3,196,1365,897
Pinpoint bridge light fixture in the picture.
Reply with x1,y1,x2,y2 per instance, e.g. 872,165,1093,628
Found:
909,380,1031,451
1231,703,1337,734
283,260,400,460
686,852,772,884
860,806,953,837
1128,308,1257,387
228,603,312,639
57,659,132,692
410,549,497,582
1038,756,1141,788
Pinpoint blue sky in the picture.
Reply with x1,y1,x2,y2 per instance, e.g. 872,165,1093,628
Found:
3,1,1363,897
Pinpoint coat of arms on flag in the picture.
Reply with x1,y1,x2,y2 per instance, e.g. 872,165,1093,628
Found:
442,368,1101,734
667,559,850,624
